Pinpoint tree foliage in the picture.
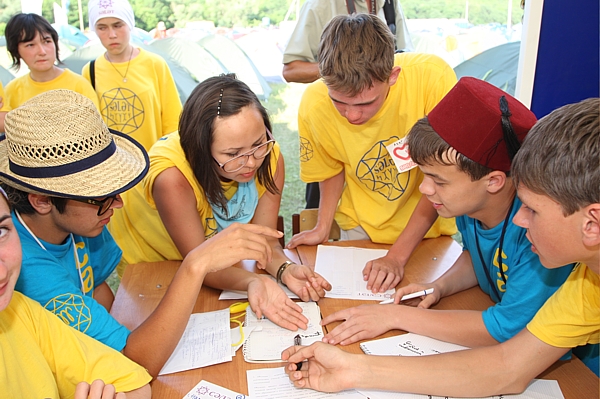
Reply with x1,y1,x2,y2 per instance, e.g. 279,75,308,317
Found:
0,0,523,35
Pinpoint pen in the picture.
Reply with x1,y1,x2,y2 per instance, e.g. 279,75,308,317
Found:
379,288,434,305
293,334,303,371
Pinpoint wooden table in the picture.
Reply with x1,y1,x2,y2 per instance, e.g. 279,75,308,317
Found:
111,238,598,398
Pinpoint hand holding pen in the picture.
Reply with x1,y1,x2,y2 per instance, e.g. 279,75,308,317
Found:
293,334,304,370
387,283,441,308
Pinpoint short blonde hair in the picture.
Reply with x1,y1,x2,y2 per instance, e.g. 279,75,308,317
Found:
318,14,395,96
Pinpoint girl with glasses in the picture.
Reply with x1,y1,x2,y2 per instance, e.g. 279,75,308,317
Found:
110,74,331,331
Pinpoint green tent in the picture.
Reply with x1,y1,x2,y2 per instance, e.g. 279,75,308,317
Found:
198,34,271,100
454,41,520,96
149,37,226,84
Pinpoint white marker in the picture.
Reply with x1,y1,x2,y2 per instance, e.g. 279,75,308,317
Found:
379,288,434,305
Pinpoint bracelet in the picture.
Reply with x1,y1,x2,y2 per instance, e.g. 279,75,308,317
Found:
276,261,294,286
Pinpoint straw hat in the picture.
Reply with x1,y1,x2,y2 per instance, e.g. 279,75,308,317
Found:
0,89,148,198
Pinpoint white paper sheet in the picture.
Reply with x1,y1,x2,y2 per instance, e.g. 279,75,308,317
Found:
359,333,468,357
219,275,299,300
314,245,395,300
247,367,366,399
183,380,250,399
159,309,232,375
243,302,323,362
231,325,255,356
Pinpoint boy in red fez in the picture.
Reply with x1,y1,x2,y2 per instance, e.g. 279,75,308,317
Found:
319,76,573,352
283,89,599,396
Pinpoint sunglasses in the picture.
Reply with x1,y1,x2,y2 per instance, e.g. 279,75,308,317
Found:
70,195,120,216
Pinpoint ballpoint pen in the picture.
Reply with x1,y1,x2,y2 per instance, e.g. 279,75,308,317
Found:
379,288,434,304
293,334,303,370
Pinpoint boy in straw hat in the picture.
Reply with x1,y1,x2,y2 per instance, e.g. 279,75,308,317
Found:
83,0,181,151
282,97,599,395
0,89,284,378
0,186,151,398
319,76,573,352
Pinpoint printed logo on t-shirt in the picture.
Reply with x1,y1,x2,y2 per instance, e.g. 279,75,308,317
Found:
493,247,509,293
299,136,314,162
100,88,145,134
205,217,217,239
45,294,92,332
356,137,411,201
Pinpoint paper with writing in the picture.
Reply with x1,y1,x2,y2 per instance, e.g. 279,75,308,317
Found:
359,333,564,399
183,379,249,399
247,367,366,399
314,245,395,300
159,309,232,375
243,302,323,363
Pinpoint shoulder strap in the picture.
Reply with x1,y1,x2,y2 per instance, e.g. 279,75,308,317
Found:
346,0,356,15
383,0,396,36
89,60,96,90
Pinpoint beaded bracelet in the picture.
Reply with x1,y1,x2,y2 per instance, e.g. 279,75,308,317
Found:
276,260,294,286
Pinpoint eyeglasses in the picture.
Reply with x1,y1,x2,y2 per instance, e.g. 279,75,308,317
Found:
70,195,120,216
214,129,276,173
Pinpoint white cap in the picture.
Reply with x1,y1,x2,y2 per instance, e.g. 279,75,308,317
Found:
88,0,135,32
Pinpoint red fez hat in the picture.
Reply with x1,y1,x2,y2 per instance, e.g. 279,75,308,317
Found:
428,77,537,172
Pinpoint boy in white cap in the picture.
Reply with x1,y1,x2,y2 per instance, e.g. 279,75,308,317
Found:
83,0,182,151
0,89,283,378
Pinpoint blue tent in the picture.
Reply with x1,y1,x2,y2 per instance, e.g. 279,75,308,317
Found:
454,41,520,96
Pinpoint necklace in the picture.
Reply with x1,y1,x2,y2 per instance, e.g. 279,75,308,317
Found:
15,210,86,294
105,46,134,83
473,197,516,302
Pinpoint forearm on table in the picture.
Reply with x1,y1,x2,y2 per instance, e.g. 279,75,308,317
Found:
93,282,115,312
351,332,559,397
392,306,498,347
433,251,479,297
202,266,258,292
387,195,439,262
315,172,345,232
263,238,295,277
124,259,209,377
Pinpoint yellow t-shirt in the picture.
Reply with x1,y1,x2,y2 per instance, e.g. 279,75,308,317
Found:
109,132,280,275
2,69,99,111
0,81,5,112
82,49,182,151
299,53,457,243
0,292,151,398
527,263,600,347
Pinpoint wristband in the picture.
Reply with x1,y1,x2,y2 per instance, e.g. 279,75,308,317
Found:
276,261,294,286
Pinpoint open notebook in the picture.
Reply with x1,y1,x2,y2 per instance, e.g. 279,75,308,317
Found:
243,301,323,363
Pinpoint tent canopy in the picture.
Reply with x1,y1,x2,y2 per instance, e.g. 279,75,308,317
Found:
454,41,520,96
198,34,271,100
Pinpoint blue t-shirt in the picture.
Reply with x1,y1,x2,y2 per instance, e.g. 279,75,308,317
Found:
13,213,130,351
457,198,573,343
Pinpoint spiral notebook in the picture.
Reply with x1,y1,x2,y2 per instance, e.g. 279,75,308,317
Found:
242,301,323,363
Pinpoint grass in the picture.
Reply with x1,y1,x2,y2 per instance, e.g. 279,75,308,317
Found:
261,81,309,243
